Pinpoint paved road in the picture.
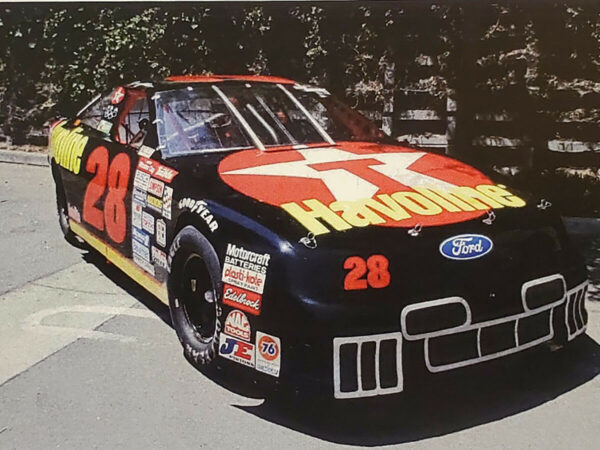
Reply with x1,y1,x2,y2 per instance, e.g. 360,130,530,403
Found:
0,162,598,449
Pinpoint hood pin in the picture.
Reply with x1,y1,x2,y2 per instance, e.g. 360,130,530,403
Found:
483,210,496,225
299,232,317,249
408,224,422,237
537,199,552,210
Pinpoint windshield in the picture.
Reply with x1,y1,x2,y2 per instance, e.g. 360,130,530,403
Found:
154,83,382,157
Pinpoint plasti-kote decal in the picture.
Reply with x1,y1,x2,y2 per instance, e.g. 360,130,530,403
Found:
219,144,526,235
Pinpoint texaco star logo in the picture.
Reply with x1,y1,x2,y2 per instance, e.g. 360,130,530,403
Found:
111,86,126,105
218,144,522,234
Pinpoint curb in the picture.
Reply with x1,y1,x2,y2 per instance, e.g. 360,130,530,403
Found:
0,149,49,167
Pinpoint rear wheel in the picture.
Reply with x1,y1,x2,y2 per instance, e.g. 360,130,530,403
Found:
168,226,222,366
53,167,85,248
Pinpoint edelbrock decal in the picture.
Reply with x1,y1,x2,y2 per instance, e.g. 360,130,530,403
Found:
439,234,493,260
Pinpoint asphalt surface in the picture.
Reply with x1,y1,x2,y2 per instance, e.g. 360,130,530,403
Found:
0,162,599,449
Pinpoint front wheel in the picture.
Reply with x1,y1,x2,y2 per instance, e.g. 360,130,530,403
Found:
168,226,223,366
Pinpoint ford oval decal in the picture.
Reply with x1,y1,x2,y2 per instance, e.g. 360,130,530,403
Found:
439,234,493,260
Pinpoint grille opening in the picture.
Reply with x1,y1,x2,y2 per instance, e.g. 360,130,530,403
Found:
428,330,478,366
518,311,551,344
379,340,398,388
567,293,578,333
574,291,584,329
404,302,467,336
524,278,565,310
360,342,377,391
480,321,515,355
339,343,358,393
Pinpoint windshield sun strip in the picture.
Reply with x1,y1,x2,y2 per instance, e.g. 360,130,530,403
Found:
254,95,298,145
77,93,101,117
276,83,335,145
211,85,266,151
245,103,280,145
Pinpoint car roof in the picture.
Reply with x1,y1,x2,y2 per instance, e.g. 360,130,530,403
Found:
163,74,296,85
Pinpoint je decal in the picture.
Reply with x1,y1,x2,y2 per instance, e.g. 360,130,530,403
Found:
219,334,255,367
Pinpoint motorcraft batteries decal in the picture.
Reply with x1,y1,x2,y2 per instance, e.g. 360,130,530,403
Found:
218,144,527,235
222,244,270,316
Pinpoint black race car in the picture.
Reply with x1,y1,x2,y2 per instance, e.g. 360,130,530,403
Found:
50,75,589,399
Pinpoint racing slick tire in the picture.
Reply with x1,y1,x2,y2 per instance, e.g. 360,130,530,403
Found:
168,226,223,367
52,165,85,249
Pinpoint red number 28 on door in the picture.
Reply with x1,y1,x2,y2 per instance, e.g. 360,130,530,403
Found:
82,146,131,244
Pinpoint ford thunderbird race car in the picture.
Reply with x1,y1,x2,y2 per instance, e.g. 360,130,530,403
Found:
49,75,589,399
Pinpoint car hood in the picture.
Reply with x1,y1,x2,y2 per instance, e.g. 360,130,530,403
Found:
168,141,557,246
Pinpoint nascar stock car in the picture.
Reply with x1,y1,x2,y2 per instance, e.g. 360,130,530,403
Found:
49,75,589,400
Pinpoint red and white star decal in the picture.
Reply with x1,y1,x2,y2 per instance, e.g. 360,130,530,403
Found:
111,86,126,105
218,143,493,228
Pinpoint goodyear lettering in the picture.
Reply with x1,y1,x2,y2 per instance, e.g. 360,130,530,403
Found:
282,184,526,235
49,122,89,174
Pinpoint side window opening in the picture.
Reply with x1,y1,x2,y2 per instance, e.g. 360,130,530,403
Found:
117,92,150,148
78,93,113,133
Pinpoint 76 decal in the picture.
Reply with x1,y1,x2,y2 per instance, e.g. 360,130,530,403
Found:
343,255,390,290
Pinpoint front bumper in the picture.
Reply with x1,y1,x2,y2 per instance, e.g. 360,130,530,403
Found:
331,275,588,399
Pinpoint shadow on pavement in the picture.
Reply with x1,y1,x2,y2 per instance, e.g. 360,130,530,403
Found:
79,241,599,446
81,250,172,326
237,336,600,446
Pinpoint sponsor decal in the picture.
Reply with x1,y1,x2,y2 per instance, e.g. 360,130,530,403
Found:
178,198,218,232
137,157,178,183
133,187,147,205
146,194,163,213
439,234,493,260
111,86,126,105
147,178,165,197
222,264,265,296
221,244,270,315
142,211,154,234
156,219,166,247
162,186,173,220
219,334,255,367
132,201,143,228
103,104,119,120
256,332,281,377
134,170,150,191
224,310,251,341
224,243,270,275
97,119,112,135
67,204,81,223
137,145,155,158
49,122,89,174
133,253,155,275
151,246,168,269
132,238,150,262
132,227,150,247
222,283,262,316
219,146,527,235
